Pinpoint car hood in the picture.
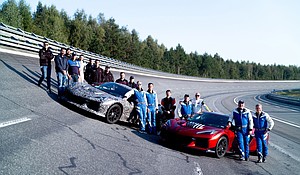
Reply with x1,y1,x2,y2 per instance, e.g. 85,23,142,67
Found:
166,119,224,137
67,82,118,102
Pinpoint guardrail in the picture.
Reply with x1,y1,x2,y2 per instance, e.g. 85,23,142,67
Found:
0,22,199,80
266,89,300,106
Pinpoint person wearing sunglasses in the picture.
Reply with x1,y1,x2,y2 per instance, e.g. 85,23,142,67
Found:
191,92,211,115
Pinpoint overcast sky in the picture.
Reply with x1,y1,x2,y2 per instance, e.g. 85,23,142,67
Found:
24,0,300,66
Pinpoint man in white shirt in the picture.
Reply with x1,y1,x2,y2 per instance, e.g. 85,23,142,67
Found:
191,92,211,115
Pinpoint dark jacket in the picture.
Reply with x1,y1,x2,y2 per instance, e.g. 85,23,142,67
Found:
54,54,68,73
128,82,136,88
116,78,128,85
39,47,53,66
92,67,104,85
102,71,114,82
84,63,94,84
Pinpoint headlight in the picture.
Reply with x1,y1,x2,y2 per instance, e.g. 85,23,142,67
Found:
196,130,216,135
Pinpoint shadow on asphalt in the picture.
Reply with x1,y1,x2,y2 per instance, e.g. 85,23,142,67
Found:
1,59,59,101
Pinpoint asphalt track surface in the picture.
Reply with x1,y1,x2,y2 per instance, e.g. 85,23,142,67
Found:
0,51,300,175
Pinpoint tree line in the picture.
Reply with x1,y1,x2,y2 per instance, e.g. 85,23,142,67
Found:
1,0,300,80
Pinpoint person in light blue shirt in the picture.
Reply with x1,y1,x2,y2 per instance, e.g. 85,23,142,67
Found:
146,83,158,134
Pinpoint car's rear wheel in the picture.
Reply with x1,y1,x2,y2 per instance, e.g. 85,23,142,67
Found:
106,104,122,124
215,136,228,158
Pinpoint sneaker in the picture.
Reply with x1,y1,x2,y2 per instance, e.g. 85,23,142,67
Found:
262,157,266,163
256,158,262,163
239,156,245,161
245,158,249,161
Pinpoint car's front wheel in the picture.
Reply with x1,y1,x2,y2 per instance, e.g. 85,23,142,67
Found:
215,136,228,158
106,104,122,124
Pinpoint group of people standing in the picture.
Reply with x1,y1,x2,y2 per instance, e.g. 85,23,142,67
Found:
84,59,114,86
37,41,85,96
227,100,274,163
37,41,119,97
37,41,275,163
124,84,212,135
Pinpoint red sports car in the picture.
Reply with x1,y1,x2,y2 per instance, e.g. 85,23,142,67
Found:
160,112,265,158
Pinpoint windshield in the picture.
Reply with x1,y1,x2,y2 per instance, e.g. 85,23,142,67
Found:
97,82,131,97
189,113,229,128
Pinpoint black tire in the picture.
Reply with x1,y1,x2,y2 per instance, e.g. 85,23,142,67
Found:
215,136,228,158
106,104,122,124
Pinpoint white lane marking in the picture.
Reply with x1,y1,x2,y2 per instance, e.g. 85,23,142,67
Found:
272,117,300,129
234,97,300,129
0,117,31,128
269,142,300,162
255,95,298,112
194,162,203,175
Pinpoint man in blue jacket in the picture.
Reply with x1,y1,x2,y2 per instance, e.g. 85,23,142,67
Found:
227,100,253,161
253,104,274,163
124,81,148,133
177,94,193,119
54,48,68,98
146,83,158,134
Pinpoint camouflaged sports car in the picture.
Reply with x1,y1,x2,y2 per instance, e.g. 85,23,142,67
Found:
63,82,134,124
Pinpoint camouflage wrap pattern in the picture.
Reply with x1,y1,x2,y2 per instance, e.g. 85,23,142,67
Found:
63,82,134,122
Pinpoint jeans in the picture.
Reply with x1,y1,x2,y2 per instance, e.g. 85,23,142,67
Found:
236,131,250,159
38,66,51,89
69,74,79,85
255,131,268,158
57,72,68,96
136,104,147,131
147,107,156,134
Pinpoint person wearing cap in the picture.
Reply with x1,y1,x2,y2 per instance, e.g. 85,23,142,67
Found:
177,94,193,119
38,41,54,93
124,81,148,133
54,48,68,98
253,103,274,163
91,60,103,86
115,72,128,85
146,83,159,134
77,55,85,83
67,52,80,83
102,66,114,83
192,92,211,115
227,100,253,161
128,76,136,88
84,58,95,84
